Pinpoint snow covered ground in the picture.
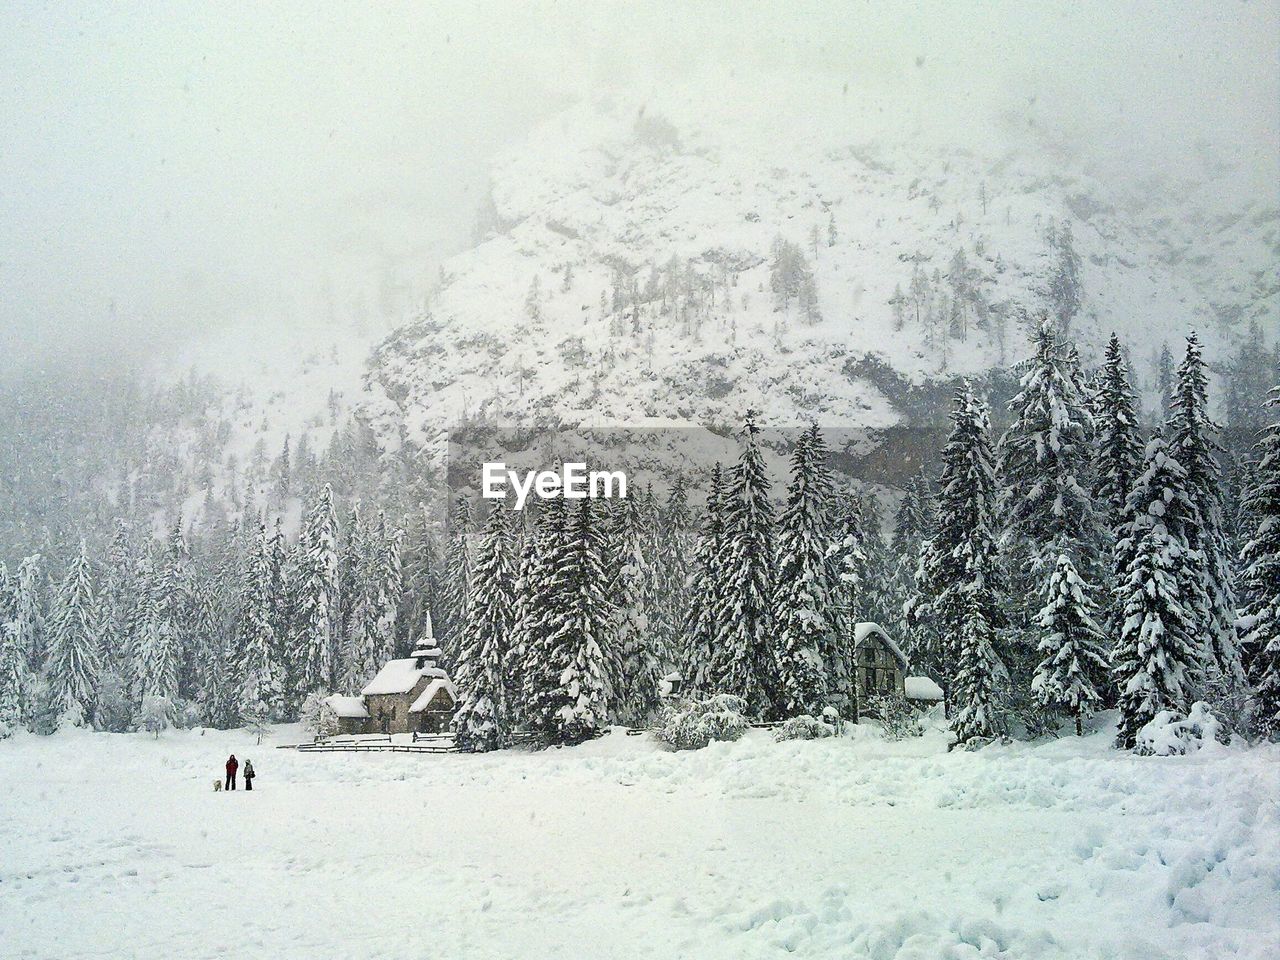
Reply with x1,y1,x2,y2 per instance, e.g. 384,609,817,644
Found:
1,717,1277,960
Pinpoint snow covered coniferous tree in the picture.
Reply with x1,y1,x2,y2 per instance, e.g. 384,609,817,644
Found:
536,499,613,744
611,493,661,725
997,325,1106,683
44,544,101,728
891,473,935,670
1238,386,1280,736
910,386,1004,744
11,555,43,676
770,426,834,717
237,522,284,719
129,549,180,706
1112,434,1203,748
714,411,777,716
440,493,474,667
0,570,27,737
1032,554,1109,734
1169,333,1244,687
1093,334,1144,531
684,464,729,695
452,501,515,752
289,484,341,706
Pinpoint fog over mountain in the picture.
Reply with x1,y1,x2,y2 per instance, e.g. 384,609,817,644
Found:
2,1,1275,376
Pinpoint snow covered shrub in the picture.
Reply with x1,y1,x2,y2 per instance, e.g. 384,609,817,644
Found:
654,694,749,751
25,678,63,736
1135,702,1226,756
992,684,1056,740
173,698,204,730
93,671,133,733
139,695,174,739
774,713,837,742
242,701,271,745
1198,672,1252,740
867,695,924,741
299,691,337,739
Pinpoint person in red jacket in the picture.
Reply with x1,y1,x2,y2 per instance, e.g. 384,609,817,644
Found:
224,755,238,791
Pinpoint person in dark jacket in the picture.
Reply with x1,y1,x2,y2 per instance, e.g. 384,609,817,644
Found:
243,759,255,791
225,755,238,791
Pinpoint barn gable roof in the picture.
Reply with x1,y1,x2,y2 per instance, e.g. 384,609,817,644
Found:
853,622,909,669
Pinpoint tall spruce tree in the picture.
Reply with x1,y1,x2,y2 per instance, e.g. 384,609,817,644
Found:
826,491,868,697
237,522,284,718
1032,553,1109,734
372,511,404,663
163,524,201,703
651,476,693,677
891,474,936,675
289,484,341,704
533,499,612,744
342,507,387,691
512,500,557,727
909,386,1004,743
1093,334,1144,531
714,411,777,716
685,464,730,695
1112,434,1202,748
771,426,835,717
611,493,661,724
337,502,369,683
97,520,134,683
440,493,474,668
266,520,290,687
1168,333,1243,686
0,567,27,737
1238,386,1280,735
44,544,100,727
398,503,442,654
452,501,515,752
1156,343,1175,423
998,326,1106,686
11,555,43,675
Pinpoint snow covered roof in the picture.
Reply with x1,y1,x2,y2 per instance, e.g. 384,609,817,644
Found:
904,676,944,702
409,678,456,713
853,622,908,668
323,695,370,719
360,658,446,696
410,645,443,661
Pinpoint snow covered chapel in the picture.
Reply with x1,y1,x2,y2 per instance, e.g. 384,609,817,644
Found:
322,618,457,736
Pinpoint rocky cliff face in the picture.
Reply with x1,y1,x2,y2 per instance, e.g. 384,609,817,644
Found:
357,98,1277,475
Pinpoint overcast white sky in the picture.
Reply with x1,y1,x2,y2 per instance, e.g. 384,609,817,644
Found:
2,0,1276,376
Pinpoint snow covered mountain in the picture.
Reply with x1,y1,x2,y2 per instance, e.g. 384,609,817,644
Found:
13,91,1270,560
356,96,1277,473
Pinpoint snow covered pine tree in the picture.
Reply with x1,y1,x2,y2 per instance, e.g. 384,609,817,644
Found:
911,385,1004,745
1238,386,1280,736
1112,434,1203,748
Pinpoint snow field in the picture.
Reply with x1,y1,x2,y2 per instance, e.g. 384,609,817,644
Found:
0,716,1276,959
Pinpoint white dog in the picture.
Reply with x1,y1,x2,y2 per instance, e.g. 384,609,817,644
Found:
213,779,223,792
